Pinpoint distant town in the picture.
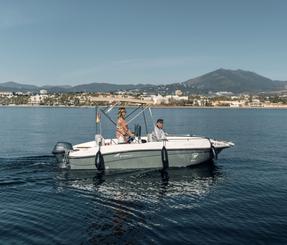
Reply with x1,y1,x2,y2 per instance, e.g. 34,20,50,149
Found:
0,89,287,108
1,69,287,108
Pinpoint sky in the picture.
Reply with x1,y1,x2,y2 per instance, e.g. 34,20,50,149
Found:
0,0,287,85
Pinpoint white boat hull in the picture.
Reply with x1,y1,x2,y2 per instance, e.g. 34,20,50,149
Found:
69,149,212,170
53,136,234,170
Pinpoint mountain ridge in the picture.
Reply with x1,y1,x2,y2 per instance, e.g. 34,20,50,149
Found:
182,68,286,93
1,69,286,94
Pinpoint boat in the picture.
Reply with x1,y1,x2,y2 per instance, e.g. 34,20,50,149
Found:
52,99,234,170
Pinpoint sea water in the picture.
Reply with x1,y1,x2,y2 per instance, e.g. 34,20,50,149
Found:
0,107,286,244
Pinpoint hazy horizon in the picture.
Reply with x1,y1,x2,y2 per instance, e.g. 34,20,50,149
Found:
1,67,287,87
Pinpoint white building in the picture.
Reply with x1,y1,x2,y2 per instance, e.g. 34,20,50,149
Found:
29,94,48,104
151,94,169,105
250,99,262,107
151,94,188,105
40,89,48,95
175,89,183,96
166,95,188,102
0,91,13,97
215,91,233,96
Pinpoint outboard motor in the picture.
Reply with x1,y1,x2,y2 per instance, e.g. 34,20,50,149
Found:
52,142,73,168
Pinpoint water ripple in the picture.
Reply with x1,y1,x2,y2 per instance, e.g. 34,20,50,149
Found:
1,153,287,244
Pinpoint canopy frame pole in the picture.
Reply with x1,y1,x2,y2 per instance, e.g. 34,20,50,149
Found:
149,107,155,126
126,105,142,119
95,106,98,134
104,102,120,113
100,108,117,126
142,107,148,135
126,106,149,125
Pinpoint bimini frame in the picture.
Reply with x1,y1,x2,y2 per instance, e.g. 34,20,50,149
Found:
94,98,154,139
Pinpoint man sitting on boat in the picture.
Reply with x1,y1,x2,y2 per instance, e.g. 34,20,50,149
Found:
151,118,167,141
116,107,134,143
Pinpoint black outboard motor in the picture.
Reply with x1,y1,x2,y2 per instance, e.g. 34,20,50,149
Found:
52,142,73,168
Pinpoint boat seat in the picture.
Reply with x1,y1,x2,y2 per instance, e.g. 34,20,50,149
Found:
147,133,153,142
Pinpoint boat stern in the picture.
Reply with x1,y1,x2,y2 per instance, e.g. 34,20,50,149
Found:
52,142,73,168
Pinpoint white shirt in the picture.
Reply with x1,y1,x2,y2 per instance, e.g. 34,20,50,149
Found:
152,126,167,141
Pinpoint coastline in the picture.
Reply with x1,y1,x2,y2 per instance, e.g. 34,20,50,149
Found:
1,104,287,109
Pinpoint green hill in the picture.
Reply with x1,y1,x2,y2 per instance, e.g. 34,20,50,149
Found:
182,68,286,93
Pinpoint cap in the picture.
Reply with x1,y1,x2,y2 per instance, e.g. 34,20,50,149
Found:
157,118,164,123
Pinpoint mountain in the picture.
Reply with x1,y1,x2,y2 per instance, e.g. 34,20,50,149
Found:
182,68,287,93
68,82,156,93
0,81,39,92
41,85,73,93
0,81,155,93
1,69,287,94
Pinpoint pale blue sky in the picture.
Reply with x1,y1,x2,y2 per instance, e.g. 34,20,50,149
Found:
0,0,286,85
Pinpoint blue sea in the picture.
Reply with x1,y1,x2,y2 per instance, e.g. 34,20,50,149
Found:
0,106,287,244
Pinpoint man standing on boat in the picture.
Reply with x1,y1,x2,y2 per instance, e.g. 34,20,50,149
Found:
116,107,134,143
152,119,167,141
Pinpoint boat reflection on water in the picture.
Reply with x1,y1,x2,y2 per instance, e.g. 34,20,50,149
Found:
55,161,223,243
56,160,222,198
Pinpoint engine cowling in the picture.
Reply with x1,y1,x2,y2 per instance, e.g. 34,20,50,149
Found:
52,142,73,168
52,142,73,154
